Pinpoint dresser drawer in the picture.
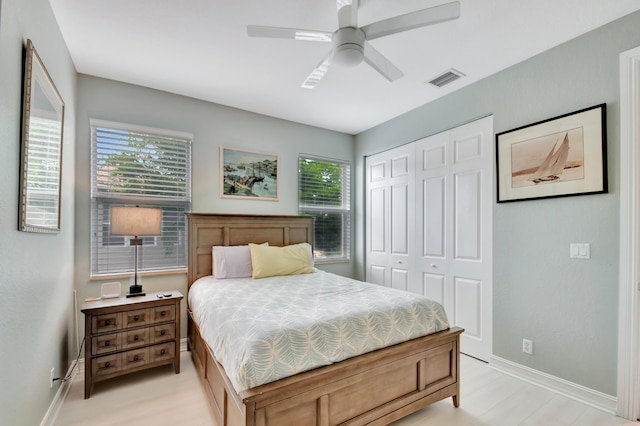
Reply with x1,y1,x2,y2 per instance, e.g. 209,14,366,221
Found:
92,333,122,355
92,312,122,334
122,347,150,370
123,328,150,349
150,323,175,343
151,305,175,323
123,308,150,328
150,342,175,363
92,353,121,378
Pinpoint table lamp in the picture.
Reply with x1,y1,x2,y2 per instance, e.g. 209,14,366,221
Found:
110,206,161,297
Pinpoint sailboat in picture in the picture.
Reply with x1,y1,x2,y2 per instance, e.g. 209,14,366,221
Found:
529,132,570,184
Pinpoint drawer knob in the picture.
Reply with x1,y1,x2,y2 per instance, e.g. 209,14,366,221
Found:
160,311,166,317
134,315,140,321
105,362,111,368
160,330,166,336
134,335,139,341
160,349,166,355
105,320,111,326
105,341,110,347
133,355,139,361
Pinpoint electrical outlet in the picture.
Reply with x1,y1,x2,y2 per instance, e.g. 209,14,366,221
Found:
50,368,55,388
522,339,533,355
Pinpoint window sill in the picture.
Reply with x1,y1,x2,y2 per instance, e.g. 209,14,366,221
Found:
314,259,350,265
90,268,187,281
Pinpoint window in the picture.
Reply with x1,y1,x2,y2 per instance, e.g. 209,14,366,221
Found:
90,119,192,277
298,155,351,262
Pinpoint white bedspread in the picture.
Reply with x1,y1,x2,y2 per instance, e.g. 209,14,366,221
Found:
188,270,449,392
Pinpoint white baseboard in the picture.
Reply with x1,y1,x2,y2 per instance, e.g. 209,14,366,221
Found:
40,360,78,426
489,355,617,415
40,338,189,426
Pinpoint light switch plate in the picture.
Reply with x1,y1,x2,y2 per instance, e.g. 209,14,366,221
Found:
570,243,590,259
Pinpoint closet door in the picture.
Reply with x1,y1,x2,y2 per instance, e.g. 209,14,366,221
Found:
365,144,415,291
414,130,450,307
415,116,493,361
365,117,493,362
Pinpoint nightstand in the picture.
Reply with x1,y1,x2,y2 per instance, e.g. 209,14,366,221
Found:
81,290,183,398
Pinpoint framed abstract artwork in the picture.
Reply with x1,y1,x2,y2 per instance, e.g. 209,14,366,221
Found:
496,104,607,203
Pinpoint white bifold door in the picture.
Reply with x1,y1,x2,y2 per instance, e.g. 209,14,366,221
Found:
366,143,416,293
365,116,493,362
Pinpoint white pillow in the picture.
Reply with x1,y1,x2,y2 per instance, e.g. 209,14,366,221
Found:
287,242,314,266
212,243,268,279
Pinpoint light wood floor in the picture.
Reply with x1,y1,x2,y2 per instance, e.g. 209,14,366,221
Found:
54,351,634,426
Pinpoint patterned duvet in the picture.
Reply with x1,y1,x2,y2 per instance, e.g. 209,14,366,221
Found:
188,270,449,393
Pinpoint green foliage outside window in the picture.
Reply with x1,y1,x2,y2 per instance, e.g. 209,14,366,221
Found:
299,156,350,261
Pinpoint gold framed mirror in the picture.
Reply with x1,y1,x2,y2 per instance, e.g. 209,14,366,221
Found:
19,39,65,233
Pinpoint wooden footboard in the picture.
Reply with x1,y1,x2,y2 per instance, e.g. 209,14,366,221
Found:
189,312,462,426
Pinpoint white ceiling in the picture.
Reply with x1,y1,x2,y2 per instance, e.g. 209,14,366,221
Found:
49,0,640,135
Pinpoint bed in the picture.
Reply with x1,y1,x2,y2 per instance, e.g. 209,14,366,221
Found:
187,213,463,426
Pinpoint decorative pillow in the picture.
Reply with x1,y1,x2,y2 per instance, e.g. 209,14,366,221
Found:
212,243,267,279
249,243,314,279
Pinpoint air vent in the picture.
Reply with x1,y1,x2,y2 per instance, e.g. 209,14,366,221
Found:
427,68,465,87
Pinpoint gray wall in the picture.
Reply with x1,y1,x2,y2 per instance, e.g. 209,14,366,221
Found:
75,75,355,340
0,0,77,424
355,10,640,396
2,1,638,422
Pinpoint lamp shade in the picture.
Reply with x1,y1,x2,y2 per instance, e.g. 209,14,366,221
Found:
111,206,161,236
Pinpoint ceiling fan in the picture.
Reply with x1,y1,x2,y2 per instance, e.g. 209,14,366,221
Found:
247,0,460,89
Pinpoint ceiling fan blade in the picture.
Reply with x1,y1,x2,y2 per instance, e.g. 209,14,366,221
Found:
247,25,332,42
363,41,403,82
361,1,460,40
337,0,359,28
301,51,334,89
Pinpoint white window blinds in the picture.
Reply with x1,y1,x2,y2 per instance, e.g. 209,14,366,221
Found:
298,155,351,262
90,120,192,277
23,116,62,229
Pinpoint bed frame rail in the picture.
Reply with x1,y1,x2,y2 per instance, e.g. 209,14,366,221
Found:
190,310,462,426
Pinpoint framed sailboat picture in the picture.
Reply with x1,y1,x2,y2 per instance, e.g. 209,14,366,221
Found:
496,104,607,203
220,146,279,200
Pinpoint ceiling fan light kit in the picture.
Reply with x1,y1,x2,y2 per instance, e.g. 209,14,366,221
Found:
332,27,365,67
247,1,460,88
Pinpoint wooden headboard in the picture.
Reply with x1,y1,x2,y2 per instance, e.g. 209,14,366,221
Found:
186,214,313,288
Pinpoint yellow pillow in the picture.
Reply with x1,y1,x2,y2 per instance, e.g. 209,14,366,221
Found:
249,243,314,279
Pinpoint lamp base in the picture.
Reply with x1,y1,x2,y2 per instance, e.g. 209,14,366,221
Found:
126,284,146,298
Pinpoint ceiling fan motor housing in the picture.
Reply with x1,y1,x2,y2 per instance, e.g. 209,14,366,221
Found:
332,27,366,67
